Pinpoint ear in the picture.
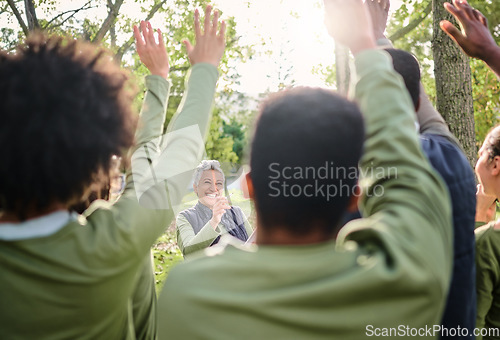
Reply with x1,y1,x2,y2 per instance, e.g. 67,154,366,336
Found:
346,184,361,212
242,172,254,199
193,184,198,196
492,156,500,176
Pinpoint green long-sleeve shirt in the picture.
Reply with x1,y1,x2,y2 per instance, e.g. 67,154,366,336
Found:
176,204,254,258
158,50,452,340
0,63,218,339
475,223,500,340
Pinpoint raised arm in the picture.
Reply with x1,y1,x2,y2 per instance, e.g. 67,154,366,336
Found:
92,7,226,255
132,21,171,150
366,0,452,138
325,0,452,292
441,0,500,77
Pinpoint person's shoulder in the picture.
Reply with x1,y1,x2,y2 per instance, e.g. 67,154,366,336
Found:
175,235,256,270
420,133,474,181
177,204,199,219
475,222,498,244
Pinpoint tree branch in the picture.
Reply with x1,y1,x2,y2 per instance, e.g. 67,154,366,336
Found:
6,0,29,35
24,0,40,31
115,0,167,61
92,0,124,43
43,0,93,30
389,0,432,42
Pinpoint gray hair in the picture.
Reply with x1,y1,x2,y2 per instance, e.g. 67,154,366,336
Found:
193,160,225,187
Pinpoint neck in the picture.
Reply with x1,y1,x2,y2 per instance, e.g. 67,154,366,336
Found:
0,202,67,223
256,223,335,246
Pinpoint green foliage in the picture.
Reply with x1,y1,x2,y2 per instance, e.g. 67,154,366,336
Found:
205,106,238,164
472,59,500,145
152,228,183,292
223,118,246,162
312,63,336,88
3,0,257,167
388,0,436,102
388,0,500,145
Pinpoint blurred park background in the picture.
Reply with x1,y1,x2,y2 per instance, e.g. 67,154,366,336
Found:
2,0,500,289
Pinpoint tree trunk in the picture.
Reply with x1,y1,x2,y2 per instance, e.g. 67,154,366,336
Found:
335,43,350,95
24,0,40,30
432,0,476,166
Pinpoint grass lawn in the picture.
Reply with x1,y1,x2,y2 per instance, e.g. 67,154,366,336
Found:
152,189,253,293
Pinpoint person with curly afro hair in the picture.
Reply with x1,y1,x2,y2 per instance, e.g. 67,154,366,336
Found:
0,5,226,339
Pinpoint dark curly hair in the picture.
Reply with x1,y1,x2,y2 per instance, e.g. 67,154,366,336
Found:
0,33,136,219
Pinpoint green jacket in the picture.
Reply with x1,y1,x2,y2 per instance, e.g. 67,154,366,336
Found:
0,63,218,339
158,50,453,340
475,223,500,340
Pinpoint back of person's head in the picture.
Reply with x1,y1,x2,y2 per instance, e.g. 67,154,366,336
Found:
249,87,364,238
0,33,136,219
384,48,421,110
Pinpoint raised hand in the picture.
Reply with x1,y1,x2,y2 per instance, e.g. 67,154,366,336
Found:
133,21,170,79
209,196,231,229
440,0,500,75
183,6,226,67
366,0,390,40
323,0,376,55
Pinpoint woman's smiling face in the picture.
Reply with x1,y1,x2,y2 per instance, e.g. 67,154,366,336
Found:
195,170,224,208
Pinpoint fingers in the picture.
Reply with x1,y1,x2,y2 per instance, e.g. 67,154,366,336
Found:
218,20,226,41
440,20,465,45
157,28,164,46
204,5,212,36
194,9,201,42
145,21,156,45
475,9,488,27
133,25,144,47
183,39,193,55
212,10,219,35
452,0,474,21
443,2,461,23
138,21,155,47
187,5,226,67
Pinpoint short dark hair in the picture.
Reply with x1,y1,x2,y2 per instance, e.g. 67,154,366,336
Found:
384,48,421,110
484,125,500,161
249,87,364,237
0,34,136,218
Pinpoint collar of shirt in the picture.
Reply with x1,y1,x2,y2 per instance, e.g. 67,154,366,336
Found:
0,210,77,241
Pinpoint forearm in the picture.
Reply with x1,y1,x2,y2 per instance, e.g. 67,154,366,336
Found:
166,63,217,135
151,63,219,209
135,75,171,147
99,64,218,253
124,75,170,196
483,46,500,78
91,74,173,254
130,63,218,212
176,215,221,256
